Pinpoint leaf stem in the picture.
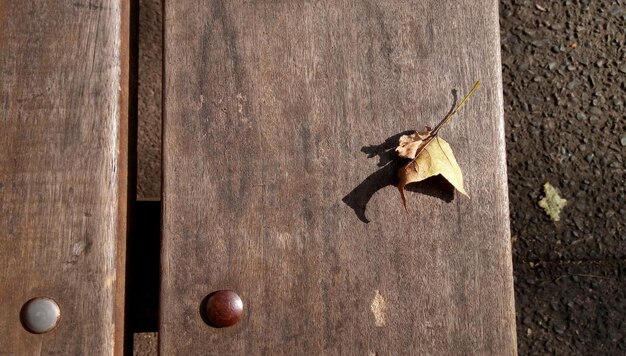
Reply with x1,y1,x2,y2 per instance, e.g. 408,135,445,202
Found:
430,81,480,137
407,81,480,164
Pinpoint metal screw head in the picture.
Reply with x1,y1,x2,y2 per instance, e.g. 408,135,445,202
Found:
203,290,243,328
20,297,61,334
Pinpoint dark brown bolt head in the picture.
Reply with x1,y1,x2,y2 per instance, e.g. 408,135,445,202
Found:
204,290,243,328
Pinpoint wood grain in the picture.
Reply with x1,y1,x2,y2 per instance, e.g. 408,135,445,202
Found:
161,0,516,354
0,1,129,354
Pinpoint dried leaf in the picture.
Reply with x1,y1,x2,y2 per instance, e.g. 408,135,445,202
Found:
538,182,567,221
395,81,479,210
396,129,430,159
397,135,468,210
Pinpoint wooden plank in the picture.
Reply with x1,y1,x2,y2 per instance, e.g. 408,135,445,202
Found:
161,0,516,354
0,1,129,355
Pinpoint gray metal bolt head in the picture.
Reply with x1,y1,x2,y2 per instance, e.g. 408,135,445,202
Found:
20,297,61,334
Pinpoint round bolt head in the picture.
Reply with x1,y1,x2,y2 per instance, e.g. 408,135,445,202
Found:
20,297,61,334
203,290,243,328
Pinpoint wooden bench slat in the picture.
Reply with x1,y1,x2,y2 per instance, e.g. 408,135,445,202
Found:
0,1,129,354
161,0,516,354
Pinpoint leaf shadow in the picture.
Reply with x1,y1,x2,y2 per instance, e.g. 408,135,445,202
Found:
342,89,459,223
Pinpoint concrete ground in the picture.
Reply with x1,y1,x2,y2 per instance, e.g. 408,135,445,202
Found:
134,0,626,354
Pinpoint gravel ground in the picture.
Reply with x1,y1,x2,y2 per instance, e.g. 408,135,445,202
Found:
500,0,626,354
134,0,626,354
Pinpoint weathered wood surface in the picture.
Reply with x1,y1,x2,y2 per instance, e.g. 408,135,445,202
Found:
161,0,516,354
0,1,129,355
